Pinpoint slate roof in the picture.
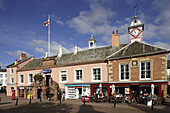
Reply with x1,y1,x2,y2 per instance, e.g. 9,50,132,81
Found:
19,45,126,71
106,41,169,60
0,68,6,72
18,41,169,71
6,59,30,68
20,58,44,70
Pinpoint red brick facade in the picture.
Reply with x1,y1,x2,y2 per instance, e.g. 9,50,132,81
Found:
108,53,168,97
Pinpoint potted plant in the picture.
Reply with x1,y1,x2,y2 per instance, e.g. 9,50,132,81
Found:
34,73,43,85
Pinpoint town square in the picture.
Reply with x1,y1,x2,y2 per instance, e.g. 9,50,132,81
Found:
0,0,170,113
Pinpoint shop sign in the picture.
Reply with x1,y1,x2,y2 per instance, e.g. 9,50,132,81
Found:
43,69,51,73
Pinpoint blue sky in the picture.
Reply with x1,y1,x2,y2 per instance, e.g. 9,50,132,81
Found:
0,0,170,68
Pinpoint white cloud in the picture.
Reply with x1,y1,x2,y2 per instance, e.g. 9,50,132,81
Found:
51,14,64,26
0,62,6,67
6,50,32,58
29,39,71,56
67,2,115,35
35,48,45,54
153,41,170,49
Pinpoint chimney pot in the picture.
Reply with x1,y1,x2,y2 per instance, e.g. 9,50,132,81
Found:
15,59,18,65
116,30,118,35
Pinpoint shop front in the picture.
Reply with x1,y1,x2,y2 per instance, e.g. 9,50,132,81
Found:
65,84,90,99
90,81,168,102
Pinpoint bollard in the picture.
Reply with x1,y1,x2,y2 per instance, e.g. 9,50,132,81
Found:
0,97,1,103
151,99,153,111
40,96,41,102
114,98,116,108
29,97,31,104
15,96,18,106
60,97,61,104
84,97,85,106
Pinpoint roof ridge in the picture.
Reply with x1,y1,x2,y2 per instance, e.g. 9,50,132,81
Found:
140,41,168,50
106,41,135,59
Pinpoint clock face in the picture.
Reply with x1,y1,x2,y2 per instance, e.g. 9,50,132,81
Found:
130,27,142,38
132,60,138,66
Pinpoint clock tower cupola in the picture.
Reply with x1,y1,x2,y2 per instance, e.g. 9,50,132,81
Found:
128,4,144,43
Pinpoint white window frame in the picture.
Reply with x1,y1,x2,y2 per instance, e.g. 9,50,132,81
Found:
19,74,24,84
28,74,34,84
0,79,3,84
0,74,3,78
74,69,83,82
91,67,102,82
119,63,130,81
10,77,14,84
10,68,14,74
60,70,67,83
140,61,151,80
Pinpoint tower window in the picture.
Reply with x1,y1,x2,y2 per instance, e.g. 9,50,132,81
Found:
90,42,93,47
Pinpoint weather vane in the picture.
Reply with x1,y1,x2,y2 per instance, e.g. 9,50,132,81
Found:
134,4,137,19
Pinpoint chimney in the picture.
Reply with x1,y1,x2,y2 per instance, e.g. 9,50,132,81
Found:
20,53,27,61
14,59,18,65
74,45,78,54
112,30,119,47
58,46,62,57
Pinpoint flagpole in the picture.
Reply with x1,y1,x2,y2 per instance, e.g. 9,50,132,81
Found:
48,14,50,57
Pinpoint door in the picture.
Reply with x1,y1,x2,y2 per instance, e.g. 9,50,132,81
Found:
131,85,139,101
45,75,51,86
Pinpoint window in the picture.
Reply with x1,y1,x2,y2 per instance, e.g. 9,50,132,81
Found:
0,79,3,84
10,68,14,74
5,74,7,78
120,64,129,80
75,70,83,81
20,75,24,83
10,77,14,84
0,74,3,78
28,74,33,83
92,68,101,81
141,61,151,79
60,71,67,82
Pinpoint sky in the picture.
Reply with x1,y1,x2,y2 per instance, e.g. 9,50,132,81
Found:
0,0,170,68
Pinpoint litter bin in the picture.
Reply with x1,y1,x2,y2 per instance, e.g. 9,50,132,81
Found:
27,94,33,99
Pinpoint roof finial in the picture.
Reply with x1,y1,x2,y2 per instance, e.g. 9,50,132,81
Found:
91,34,93,39
134,4,137,19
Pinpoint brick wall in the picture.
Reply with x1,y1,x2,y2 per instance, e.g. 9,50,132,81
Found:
108,53,168,82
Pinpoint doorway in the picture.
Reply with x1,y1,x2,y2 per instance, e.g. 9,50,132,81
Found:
131,85,139,101
45,75,51,86
78,88,82,99
37,89,42,99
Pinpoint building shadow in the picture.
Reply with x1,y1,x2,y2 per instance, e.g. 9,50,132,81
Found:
0,102,73,113
77,104,104,113
129,103,170,113
0,102,12,105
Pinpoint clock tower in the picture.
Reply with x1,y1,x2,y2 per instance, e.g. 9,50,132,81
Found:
128,5,144,43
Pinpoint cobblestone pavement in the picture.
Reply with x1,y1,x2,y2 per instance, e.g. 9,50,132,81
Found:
0,93,170,113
